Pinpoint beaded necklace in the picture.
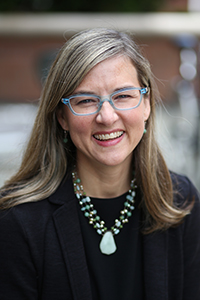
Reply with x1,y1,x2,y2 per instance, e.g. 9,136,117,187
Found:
72,170,137,255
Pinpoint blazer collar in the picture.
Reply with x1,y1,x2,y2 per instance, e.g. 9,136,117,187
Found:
49,177,93,300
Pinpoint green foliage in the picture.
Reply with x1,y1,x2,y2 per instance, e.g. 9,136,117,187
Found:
0,0,164,12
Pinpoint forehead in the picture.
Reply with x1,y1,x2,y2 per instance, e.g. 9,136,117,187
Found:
73,56,139,94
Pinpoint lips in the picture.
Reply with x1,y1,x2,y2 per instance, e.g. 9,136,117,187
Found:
93,131,124,141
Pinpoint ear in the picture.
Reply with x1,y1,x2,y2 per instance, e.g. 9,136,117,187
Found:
143,96,151,121
56,106,69,131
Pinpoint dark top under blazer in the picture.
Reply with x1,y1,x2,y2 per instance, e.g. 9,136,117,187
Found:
0,173,200,300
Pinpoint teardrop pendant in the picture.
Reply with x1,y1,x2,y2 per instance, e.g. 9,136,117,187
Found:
99,231,117,255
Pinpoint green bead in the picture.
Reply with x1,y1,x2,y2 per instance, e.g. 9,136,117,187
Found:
84,212,89,217
127,212,132,217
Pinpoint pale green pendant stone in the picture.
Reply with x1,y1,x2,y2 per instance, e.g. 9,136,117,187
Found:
99,231,117,255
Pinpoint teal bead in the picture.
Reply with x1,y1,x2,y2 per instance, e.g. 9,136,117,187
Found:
127,212,132,217
84,212,89,217
114,228,120,234
115,221,121,227
126,195,133,201
97,229,102,235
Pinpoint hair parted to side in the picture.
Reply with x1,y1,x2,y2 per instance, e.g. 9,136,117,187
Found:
0,28,192,233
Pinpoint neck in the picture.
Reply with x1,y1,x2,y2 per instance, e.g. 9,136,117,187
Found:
75,161,133,199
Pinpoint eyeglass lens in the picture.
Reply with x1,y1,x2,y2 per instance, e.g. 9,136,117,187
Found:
69,89,141,115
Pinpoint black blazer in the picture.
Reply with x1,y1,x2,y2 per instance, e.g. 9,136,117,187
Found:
0,173,200,300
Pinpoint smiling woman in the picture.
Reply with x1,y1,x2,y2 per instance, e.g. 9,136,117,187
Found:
0,28,199,300
57,55,150,175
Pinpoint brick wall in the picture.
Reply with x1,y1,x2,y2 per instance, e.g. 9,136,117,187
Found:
0,13,199,103
0,37,64,102
0,35,181,103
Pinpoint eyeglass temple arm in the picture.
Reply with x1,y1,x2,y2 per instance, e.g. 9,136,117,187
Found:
140,87,148,95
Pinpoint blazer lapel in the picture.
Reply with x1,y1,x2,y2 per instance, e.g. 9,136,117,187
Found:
50,179,93,300
143,230,168,300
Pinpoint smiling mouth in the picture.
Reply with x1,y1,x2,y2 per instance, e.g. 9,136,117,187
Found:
93,131,124,141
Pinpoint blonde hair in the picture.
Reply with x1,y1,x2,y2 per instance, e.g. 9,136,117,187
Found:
0,28,192,232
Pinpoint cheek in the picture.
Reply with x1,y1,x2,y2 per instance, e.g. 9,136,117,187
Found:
67,118,92,145
124,110,146,141
125,108,145,127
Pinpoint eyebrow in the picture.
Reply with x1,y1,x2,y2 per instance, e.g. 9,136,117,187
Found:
72,91,96,96
72,85,137,96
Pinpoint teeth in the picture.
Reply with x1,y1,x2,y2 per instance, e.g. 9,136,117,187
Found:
94,131,123,141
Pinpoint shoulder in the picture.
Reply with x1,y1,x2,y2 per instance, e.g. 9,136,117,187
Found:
170,171,200,207
0,176,74,235
0,176,74,224
170,172,200,236
0,199,54,240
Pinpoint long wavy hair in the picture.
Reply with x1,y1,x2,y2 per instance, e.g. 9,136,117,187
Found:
0,28,192,233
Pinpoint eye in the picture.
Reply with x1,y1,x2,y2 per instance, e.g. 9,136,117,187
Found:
72,96,99,106
113,93,133,102
114,89,140,100
78,99,94,104
116,94,132,99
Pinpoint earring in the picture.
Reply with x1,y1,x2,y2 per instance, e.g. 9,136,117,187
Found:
63,130,68,143
143,122,147,134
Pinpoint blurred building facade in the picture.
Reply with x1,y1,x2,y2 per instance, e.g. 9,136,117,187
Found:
0,7,200,189
0,13,200,103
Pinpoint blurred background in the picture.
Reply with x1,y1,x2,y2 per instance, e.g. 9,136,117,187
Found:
0,0,200,189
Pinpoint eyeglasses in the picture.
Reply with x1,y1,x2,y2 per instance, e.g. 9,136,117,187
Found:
61,87,148,116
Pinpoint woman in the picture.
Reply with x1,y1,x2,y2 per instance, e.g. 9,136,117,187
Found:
0,28,199,300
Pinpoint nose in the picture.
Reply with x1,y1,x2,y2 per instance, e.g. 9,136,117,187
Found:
95,100,119,125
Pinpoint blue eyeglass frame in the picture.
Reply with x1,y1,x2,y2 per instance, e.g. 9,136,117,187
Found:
61,87,148,116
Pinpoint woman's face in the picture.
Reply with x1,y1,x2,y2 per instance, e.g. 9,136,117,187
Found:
57,56,150,170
